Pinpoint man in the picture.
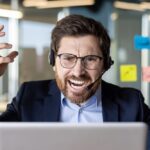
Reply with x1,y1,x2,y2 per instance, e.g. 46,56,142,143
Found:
0,15,150,146
0,15,150,149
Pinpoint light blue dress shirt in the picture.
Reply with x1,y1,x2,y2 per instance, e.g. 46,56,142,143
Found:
60,85,103,123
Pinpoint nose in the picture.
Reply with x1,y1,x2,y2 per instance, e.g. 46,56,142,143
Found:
71,59,85,77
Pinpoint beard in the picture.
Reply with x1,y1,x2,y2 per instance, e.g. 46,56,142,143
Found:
55,72,100,104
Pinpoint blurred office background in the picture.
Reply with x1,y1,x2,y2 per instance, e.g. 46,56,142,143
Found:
0,0,150,111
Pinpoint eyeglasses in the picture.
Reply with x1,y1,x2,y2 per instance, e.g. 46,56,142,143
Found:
57,53,103,70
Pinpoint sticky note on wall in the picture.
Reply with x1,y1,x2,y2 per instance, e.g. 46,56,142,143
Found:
120,65,137,82
134,35,150,50
142,67,150,82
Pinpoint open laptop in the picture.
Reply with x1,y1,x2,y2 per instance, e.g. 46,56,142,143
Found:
0,123,148,150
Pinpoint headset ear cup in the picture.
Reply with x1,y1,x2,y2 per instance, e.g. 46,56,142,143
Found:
105,57,114,70
49,49,55,66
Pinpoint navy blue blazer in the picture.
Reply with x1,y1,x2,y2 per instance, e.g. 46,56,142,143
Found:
0,79,150,148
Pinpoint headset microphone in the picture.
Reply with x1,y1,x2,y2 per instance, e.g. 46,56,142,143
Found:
86,72,104,91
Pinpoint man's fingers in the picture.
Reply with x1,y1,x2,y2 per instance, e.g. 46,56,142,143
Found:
0,25,18,76
0,25,4,31
0,43,12,49
7,51,18,60
0,56,11,64
0,25,5,37
0,51,18,64
0,31,5,37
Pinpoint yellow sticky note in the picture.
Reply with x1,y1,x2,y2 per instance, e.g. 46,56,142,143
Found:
120,65,137,82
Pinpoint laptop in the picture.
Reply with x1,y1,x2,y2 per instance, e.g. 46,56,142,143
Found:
0,123,148,150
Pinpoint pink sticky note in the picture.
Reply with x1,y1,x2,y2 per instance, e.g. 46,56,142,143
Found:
142,67,150,82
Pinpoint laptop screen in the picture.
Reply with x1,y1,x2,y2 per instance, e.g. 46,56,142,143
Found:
0,123,148,150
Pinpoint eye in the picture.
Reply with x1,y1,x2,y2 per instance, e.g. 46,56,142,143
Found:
62,54,76,62
86,56,97,62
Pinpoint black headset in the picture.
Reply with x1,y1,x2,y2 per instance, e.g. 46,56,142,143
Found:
49,49,55,66
49,48,114,71
104,56,114,71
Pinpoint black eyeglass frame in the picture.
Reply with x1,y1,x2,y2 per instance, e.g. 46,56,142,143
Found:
57,53,104,70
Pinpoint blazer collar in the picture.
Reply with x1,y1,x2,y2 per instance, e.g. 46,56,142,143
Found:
101,80,119,122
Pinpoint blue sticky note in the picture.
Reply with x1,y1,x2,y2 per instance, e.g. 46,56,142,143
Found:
134,35,150,50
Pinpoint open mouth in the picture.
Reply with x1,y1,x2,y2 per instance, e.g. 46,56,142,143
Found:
68,79,87,90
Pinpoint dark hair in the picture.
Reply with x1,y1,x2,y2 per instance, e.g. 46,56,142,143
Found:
51,14,111,70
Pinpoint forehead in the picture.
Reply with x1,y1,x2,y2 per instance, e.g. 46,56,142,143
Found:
58,35,102,55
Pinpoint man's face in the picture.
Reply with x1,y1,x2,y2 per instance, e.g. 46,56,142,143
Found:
54,35,104,104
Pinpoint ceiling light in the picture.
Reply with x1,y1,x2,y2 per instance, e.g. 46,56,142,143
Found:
114,1,150,12
23,0,95,9
141,2,150,10
114,1,144,12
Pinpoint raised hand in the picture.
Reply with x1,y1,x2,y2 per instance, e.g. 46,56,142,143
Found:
0,24,18,76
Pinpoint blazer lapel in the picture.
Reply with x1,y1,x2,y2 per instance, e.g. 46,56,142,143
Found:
101,81,119,122
43,80,61,122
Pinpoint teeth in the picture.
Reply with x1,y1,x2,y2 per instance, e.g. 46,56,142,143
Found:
70,79,84,86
